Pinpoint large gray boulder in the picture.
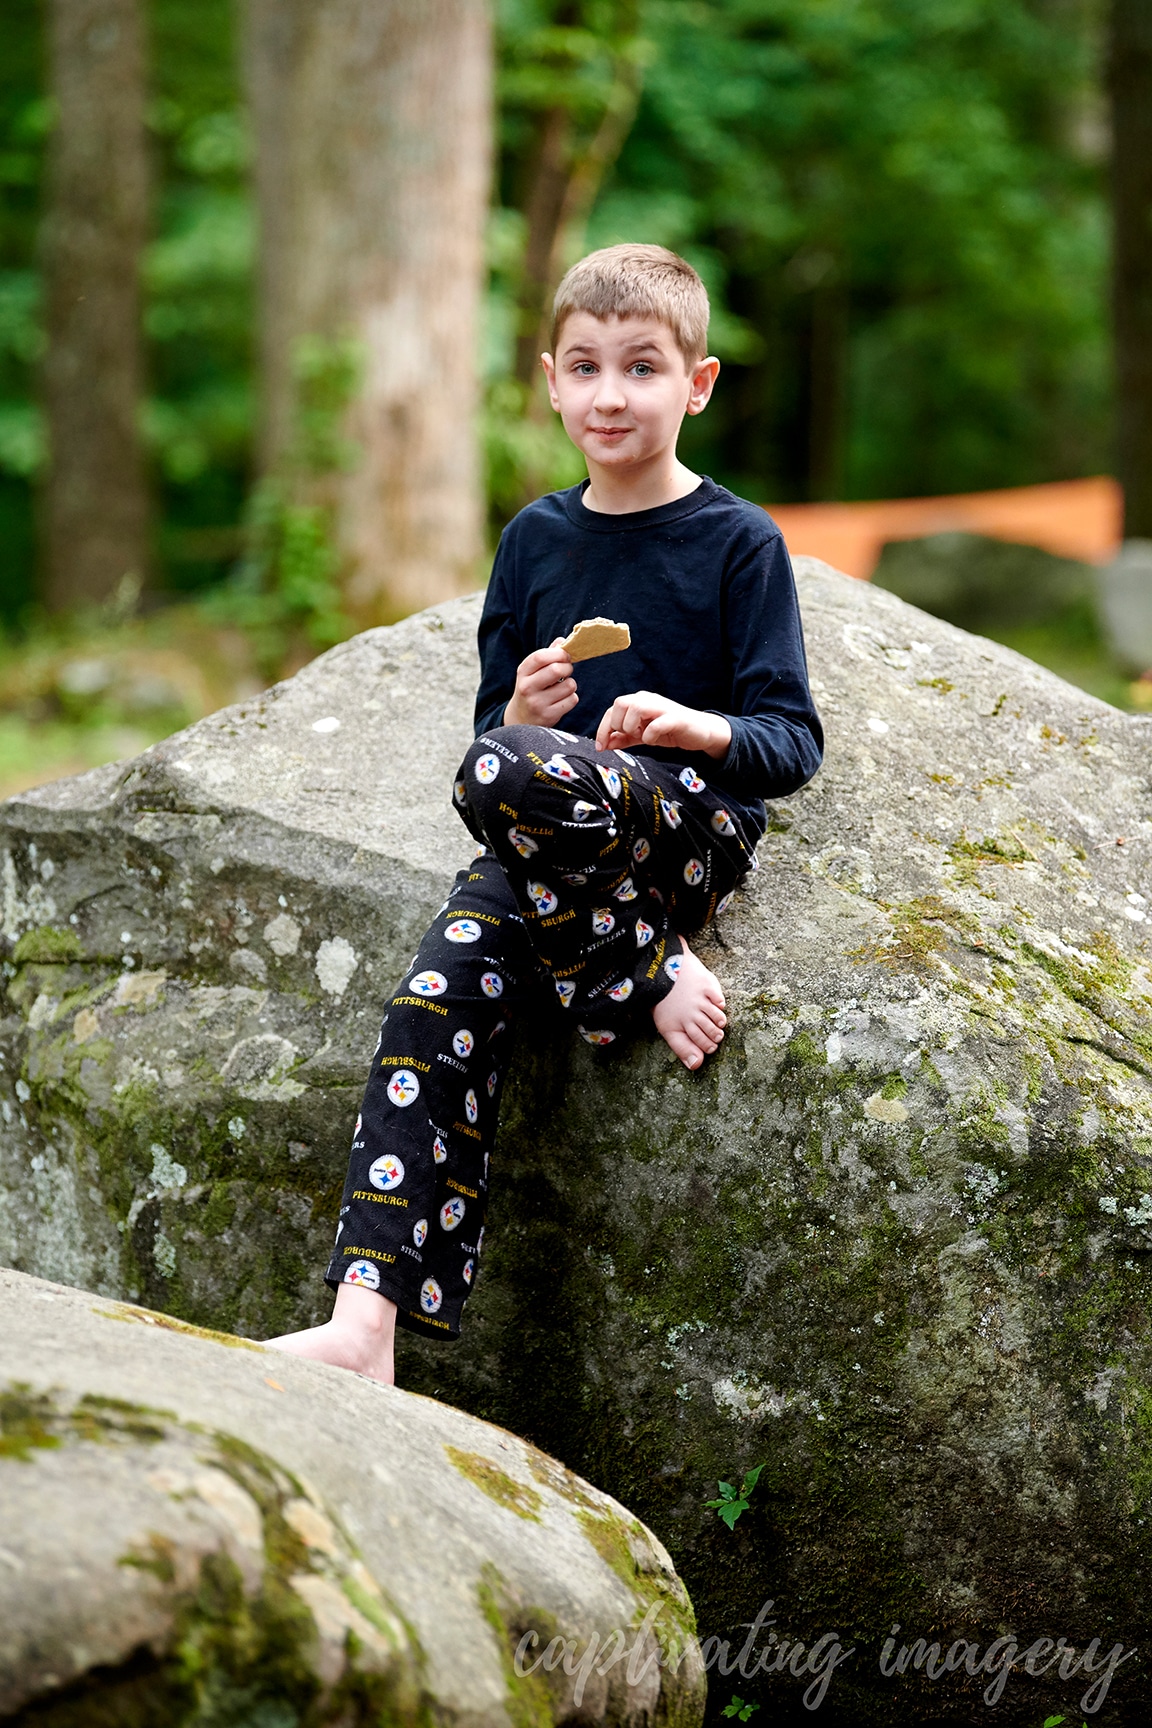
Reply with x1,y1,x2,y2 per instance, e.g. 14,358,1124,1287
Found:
0,1264,704,1724
2,561,1152,1723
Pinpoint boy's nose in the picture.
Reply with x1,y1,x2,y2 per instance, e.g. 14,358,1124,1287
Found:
592,373,628,412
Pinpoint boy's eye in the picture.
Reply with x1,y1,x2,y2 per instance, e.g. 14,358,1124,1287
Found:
631,362,654,377
574,362,597,376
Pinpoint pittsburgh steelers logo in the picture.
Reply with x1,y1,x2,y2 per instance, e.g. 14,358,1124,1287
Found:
684,858,705,886
489,1018,506,1038
463,1258,474,1285
368,1152,405,1190
592,908,615,936
453,779,467,805
413,1218,428,1247
474,845,487,859
579,1027,616,1046
613,877,638,901
528,881,559,915
386,1071,420,1108
617,751,637,766
680,767,707,793
474,753,500,784
572,800,598,820
660,799,682,828
716,891,734,916
410,969,448,996
440,1196,466,1231
465,1088,479,1123
543,754,575,782
420,1277,443,1314
607,978,633,1003
665,955,683,981
487,1070,497,1097
509,827,538,857
445,919,482,944
711,808,736,835
635,919,654,947
633,837,651,864
597,765,622,799
432,1135,448,1164
555,979,576,1007
345,1260,380,1289
563,872,588,886
481,972,503,998
452,1028,474,1058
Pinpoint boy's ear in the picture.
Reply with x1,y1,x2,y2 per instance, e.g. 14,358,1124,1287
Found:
686,356,721,417
540,352,561,413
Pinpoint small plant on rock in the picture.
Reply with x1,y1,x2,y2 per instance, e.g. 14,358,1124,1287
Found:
705,1462,766,1530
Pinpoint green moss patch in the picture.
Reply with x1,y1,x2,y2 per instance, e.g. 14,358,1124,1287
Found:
446,1445,543,1522
475,1563,560,1728
12,925,83,965
92,1302,265,1350
0,1385,63,1460
577,1506,696,1657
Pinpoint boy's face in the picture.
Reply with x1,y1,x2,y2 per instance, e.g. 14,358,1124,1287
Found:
541,313,718,473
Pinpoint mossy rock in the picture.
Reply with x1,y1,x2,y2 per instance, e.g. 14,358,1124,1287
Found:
1,570,1151,1722
0,1268,705,1725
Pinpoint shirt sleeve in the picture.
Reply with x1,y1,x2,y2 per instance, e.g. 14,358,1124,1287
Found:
473,529,525,737
712,531,824,800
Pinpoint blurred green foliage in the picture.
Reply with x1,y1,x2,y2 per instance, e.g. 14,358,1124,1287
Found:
0,0,1110,621
203,335,359,678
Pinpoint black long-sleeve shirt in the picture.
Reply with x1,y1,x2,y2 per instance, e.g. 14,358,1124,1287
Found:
474,477,823,838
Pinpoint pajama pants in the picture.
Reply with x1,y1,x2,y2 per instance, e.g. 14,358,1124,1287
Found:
326,723,759,1339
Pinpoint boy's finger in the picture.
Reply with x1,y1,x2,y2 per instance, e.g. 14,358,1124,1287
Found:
623,700,649,739
595,701,622,748
525,663,573,693
523,645,571,674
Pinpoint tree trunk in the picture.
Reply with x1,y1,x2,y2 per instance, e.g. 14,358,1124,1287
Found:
42,0,150,611
245,0,493,625
511,5,643,389
1109,0,1152,537
807,275,848,502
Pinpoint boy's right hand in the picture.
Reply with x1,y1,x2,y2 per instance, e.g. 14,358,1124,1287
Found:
503,640,578,726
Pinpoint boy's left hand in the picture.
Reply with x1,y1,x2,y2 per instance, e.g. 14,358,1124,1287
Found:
595,691,732,760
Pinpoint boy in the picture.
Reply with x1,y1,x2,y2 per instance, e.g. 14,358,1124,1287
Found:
269,244,823,1384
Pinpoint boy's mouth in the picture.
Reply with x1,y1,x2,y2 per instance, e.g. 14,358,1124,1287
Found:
589,426,632,439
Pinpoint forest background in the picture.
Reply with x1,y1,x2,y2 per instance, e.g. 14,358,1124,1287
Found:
0,0,1140,794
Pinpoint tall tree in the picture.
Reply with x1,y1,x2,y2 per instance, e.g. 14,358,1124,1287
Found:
503,2,644,388
1109,0,1152,537
245,0,492,625
42,0,150,610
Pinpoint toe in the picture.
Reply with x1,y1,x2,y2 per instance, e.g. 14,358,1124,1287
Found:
667,1028,703,1069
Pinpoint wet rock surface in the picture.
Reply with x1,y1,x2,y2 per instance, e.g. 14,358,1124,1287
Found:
2,563,1152,1722
0,1266,703,1725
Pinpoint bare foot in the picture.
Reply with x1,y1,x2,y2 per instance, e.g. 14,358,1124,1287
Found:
266,1282,397,1385
652,939,726,1070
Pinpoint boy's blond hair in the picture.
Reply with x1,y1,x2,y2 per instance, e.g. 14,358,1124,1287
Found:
550,244,710,366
